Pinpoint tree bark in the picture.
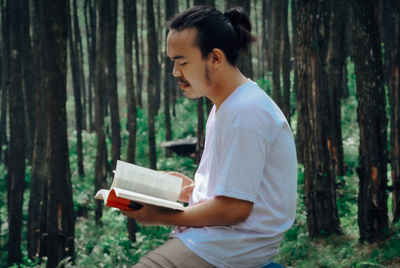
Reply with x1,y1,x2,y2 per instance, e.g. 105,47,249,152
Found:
326,0,347,176
382,0,400,223
0,0,9,164
281,0,291,123
84,0,96,132
27,0,47,259
7,0,26,263
94,0,110,225
271,0,282,107
146,0,158,169
104,0,120,171
74,0,87,132
352,0,389,242
295,0,341,238
133,1,142,110
164,0,178,157
123,0,138,242
68,0,84,176
39,0,75,266
20,0,35,164
261,0,267,78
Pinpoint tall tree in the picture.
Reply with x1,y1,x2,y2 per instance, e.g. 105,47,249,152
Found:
352,0,389,242
270,0,291,121
295,0,341,238
382,0,400,223
94,0,110,225
137,3,145,108
225,0,253,79
68,0,84,176
27,0,47,260
281,0,291,122
292,0,303,165
123,0,138,242
39,0,75,266
271,0,282,107
20,0,35,163
164,0,178,157
146,0,158,169
7,0,26,263
133,0,142,109
84,0,96,132
73,0,87,131
0,0,9,164
326,0,347,176
104,0,120,170
260,0,267,78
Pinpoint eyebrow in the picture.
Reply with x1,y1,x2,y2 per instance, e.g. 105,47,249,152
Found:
171,55,185,60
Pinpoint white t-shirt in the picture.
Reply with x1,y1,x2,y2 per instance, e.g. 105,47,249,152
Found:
175,80,297,268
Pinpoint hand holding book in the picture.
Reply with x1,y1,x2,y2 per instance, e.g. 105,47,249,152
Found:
163,171,194,202
95,160,187,211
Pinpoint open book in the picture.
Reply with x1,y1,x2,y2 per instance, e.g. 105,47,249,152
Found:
95,160,185,211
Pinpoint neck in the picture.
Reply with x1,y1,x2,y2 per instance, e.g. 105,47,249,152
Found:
207,65,248,111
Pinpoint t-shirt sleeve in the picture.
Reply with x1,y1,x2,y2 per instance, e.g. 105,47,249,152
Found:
214,126,269,203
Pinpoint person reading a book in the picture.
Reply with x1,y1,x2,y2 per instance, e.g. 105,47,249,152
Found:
121,6,297,268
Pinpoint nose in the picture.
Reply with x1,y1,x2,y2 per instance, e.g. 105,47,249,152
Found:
172,62,182,77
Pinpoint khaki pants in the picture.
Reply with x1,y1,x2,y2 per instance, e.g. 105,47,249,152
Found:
133,238,215,268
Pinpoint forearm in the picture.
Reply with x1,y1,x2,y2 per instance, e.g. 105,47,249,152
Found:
156,196,253,227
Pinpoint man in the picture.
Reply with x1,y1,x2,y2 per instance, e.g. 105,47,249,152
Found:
121,6,297,268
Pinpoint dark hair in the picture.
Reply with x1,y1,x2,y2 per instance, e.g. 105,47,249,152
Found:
167,6,255,66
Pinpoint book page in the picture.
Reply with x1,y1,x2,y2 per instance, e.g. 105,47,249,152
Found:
111,160,183,202
113,188,184,211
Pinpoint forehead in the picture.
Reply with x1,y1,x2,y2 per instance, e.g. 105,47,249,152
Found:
166,28,199,58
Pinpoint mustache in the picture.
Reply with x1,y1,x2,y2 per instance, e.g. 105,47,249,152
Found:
177,77,190,85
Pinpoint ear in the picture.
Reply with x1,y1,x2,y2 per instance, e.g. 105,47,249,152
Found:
210,48,224,67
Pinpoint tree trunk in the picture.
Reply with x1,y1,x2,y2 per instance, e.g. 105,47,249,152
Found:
123,0,138,242
352,0,389,242
21,0,35,164
94,0,110,225
266,0,273,73
0,0,9,164
39,0,75,266
134,1,142,110
84,0,96,132
68,0,84,176
7,0,26,263
252,0,260,78
103,0,120,171
73,0,87,131
27,0,47,259
225,0,253,79
295,0,341,238
261,0,267,78
382,0,400,223
281,0,291,123
164,0,178,157
137,6,144,108
271,0,282,107
146,0,158,170
326,0,347,176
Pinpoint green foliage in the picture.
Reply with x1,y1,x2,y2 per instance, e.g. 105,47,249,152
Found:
70,209,172,268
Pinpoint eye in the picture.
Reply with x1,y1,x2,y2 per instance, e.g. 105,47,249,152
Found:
179,62,188,66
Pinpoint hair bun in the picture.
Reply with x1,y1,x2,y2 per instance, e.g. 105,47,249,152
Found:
224,7,254,52
224,7,251,32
